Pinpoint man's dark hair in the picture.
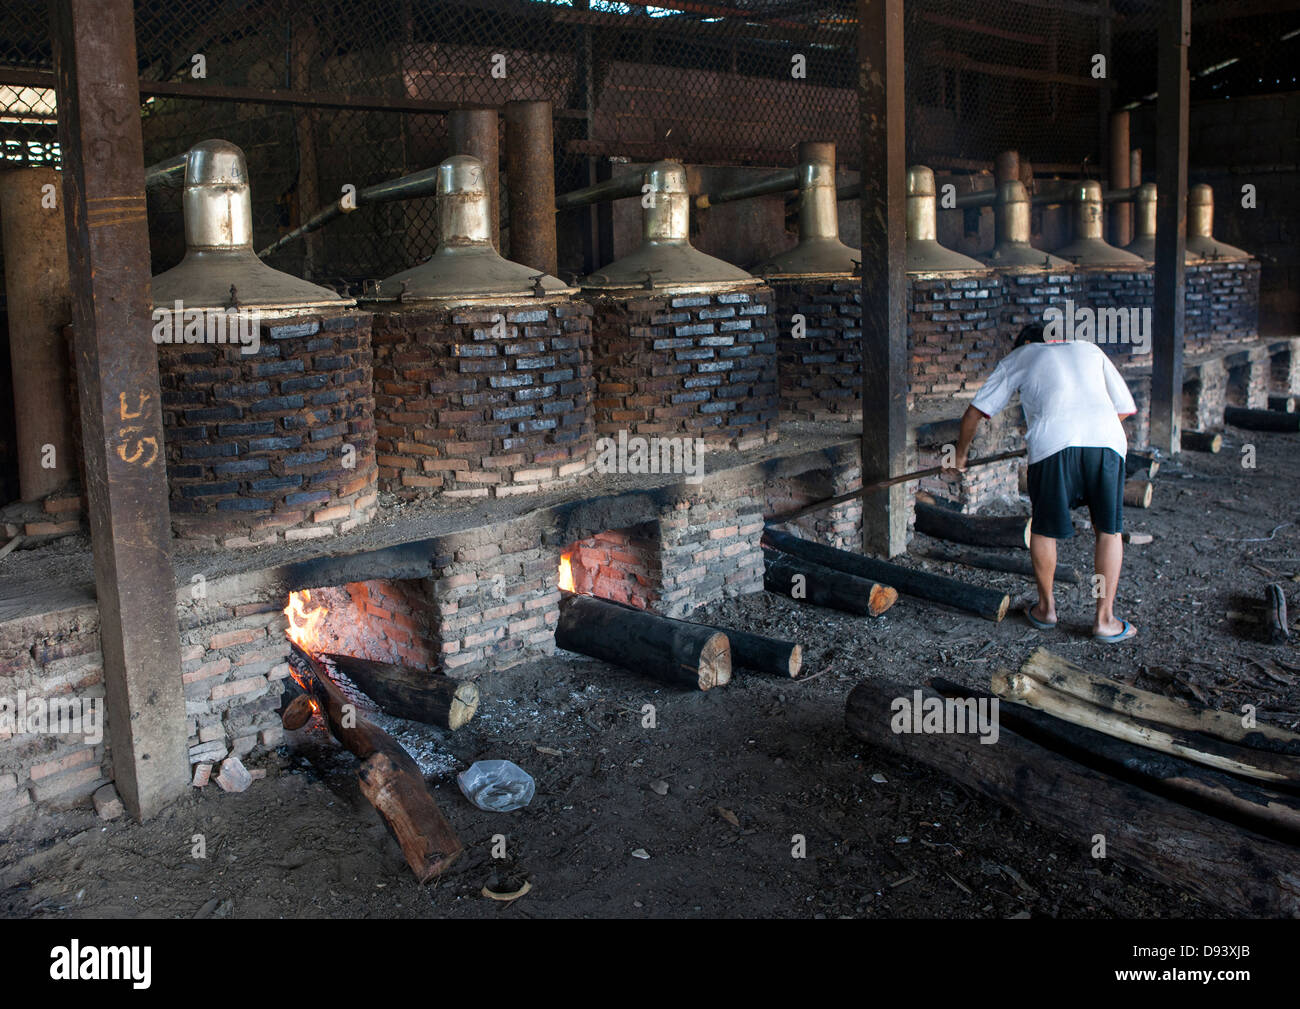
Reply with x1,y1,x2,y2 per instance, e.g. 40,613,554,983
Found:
1014,323,1046,348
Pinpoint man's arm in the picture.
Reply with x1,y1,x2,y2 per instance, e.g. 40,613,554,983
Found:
951,404,985,471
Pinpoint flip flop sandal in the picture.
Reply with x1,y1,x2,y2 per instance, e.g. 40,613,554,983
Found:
1024,606,1057,631
1094,620,1137,643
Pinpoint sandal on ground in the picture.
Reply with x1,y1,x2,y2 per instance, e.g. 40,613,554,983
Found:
1093,620,1137,643
1023,606,1057,631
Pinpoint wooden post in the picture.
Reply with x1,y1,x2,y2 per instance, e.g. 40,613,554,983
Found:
50,0,191,819
505,100,559,277
1150,0,1191,455
0,167,75,499
857,0,908,557
1109,110,1131,247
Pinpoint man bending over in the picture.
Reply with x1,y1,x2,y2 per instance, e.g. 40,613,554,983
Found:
950,324,1138,642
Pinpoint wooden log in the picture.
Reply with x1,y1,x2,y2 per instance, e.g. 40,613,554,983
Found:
1125,450,1160,479
1267,394,1296,414
762,527,1010,622
280,693,314,731
844,678,1300,916
992,668,1300,784
930,677,1300,842
322,653,479,731
1122,531,1153,545
763,549,897,617
1266,583,1290,645
1123,478,1153,509
684,621,802,677
914,501,1031,549
288,643,463,882
1181,429,1222,453
555,591,731,690
1019,648,1300,754
1225,405,1300,432
914,545,1081,585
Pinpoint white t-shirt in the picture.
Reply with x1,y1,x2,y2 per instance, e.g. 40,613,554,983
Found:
970,340,1137,465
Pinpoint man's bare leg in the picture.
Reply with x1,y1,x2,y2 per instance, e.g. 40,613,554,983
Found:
1093,531,1125,636
1029,533,1057,624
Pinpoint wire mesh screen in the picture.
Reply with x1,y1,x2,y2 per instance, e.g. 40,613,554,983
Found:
1,1,1297,286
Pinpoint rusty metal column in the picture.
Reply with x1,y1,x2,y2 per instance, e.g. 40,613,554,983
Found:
1151,0,1190,455
51,0,190,819
1109,110,1132,247
0,167,75,499
504,100,558,277
994,150,1020,188
858,0,908,557
448,108,500,251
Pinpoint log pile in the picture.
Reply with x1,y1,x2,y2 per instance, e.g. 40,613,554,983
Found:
556,591,731,690
913,501,1032,550
1181,429,1222,453
285,643,463,882
762,549,897,617
763,527,1010,622
845,673,1300,915
1225,405,1300,433
846,647,1300,914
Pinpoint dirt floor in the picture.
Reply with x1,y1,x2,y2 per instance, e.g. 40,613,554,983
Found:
1,426,1297,919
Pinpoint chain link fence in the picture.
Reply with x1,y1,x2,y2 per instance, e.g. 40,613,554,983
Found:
0,1,1297,286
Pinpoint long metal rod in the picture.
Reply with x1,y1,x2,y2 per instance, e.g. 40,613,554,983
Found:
776,449,1027,524
257,164,443,258
554,172,645,211
144,152,187,189
695,167,800,209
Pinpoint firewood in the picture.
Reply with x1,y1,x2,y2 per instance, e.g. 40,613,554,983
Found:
1225,405,1300,432
844,678,1300,916
991,669,1300,784
1123,531,1153,545
1267,395,1296,414
683,622,802,677
914,501,1031,549
762,527,1010,622
322,653,479,731
1266,583,1290,645
1125,451,1160,479
1123,478,1153,509
931,677,1300,842
281,693,314,731
1019,648,1300,754
555,591,730,690
1181,429,1222,453
914,545,1081,585
288,643,463,882
763,549,897,617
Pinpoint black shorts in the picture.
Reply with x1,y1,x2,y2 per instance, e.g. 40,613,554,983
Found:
1026,446,1124,540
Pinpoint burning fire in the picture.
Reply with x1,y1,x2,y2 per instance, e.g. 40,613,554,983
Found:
284,589,327,652
558,553,575,593
283,590,328,707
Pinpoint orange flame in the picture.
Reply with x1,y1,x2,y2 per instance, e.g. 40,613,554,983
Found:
558,553,575,593
283,589,326,708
